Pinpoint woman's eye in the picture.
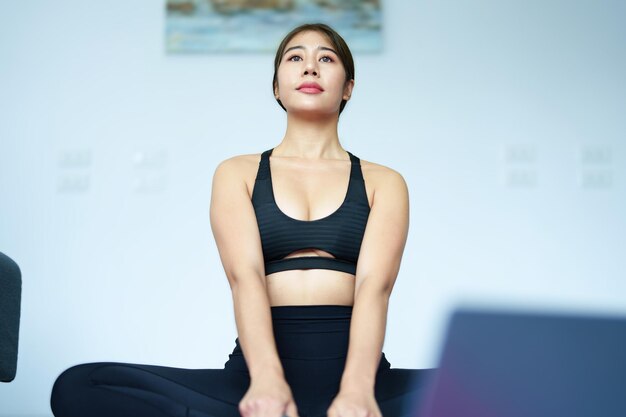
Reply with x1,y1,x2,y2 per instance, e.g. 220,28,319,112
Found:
287,55,334,63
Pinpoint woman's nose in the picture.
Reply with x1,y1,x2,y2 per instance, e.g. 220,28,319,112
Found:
303,59,318,76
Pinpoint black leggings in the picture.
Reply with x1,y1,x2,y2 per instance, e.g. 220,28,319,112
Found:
50,305,434,417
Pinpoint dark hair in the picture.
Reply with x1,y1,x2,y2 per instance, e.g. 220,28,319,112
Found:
272,23,355,116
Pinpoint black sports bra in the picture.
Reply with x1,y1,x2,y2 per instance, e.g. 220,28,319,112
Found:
251,148,371,275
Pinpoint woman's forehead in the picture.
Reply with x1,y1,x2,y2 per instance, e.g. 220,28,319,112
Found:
286,30,333,49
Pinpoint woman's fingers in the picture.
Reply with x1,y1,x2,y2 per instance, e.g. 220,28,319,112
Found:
237,375,300,417
239,393,297,417
251,397,285,417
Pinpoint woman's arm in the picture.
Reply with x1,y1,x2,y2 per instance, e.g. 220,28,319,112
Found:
209,156,284,381
340,167,411,392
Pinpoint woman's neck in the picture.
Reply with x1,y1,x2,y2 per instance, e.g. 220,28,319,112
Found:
276,112,345,160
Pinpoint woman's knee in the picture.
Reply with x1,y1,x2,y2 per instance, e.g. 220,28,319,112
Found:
50,362,109,411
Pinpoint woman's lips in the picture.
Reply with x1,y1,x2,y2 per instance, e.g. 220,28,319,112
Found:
298,87,323,94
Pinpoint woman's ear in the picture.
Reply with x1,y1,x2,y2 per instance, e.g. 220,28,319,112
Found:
343,79,355,101
274,83,280,100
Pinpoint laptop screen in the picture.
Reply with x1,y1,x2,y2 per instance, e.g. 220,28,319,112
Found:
408,308,626,417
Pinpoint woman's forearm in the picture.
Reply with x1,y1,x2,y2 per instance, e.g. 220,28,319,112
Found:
231,275,284,381
340,283,390,392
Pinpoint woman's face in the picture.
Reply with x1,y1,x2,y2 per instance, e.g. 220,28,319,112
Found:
274,30,354,117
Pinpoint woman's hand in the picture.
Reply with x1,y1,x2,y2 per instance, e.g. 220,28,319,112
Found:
327,388,382,417
239,372,300,417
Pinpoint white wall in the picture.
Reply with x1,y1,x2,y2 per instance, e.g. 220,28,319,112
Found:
1,0,625,415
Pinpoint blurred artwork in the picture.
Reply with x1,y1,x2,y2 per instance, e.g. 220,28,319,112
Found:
165,0,382,53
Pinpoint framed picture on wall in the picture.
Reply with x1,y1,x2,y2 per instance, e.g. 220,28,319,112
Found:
165,0,382,53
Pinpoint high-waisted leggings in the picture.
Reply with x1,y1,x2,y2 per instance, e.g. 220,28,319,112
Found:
50,305,435,417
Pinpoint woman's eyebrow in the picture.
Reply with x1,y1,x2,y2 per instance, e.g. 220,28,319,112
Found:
283,45,338,56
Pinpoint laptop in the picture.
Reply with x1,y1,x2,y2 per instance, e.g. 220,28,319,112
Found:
405,307,626,417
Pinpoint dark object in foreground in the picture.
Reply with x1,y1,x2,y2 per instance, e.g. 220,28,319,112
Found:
407,306,626,417
0,251,22,383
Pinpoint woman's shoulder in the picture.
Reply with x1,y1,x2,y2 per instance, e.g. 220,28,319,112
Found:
212,152,265,196
359,156,407,188
214,151,263,173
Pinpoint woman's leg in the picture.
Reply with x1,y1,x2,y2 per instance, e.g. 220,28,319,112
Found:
50,305,435,417
50,361,249,417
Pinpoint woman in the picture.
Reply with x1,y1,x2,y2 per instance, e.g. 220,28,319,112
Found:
50,23,434,417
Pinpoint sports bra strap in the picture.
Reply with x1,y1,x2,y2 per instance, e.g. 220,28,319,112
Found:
255,149,272,181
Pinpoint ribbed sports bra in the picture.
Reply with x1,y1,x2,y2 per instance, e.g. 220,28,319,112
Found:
251,148,371,276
